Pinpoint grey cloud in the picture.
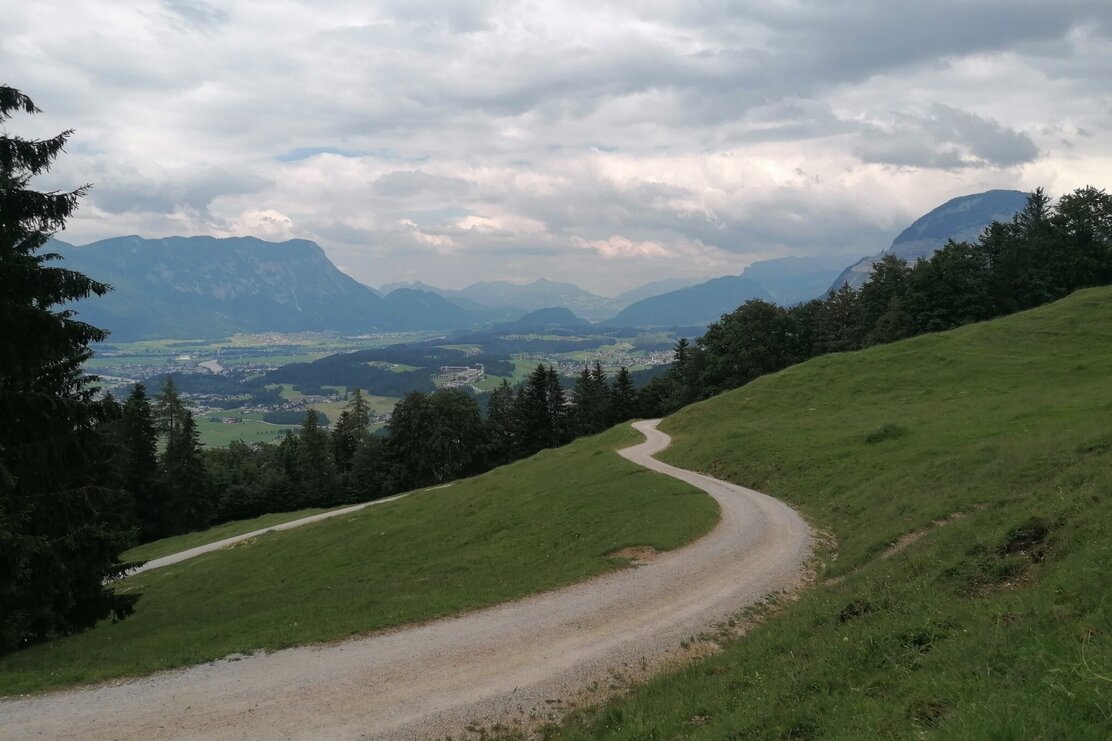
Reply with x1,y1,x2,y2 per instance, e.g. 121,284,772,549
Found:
856,105,1039,169
390,1,1112,127
88,165,270,216
489,168,893,259
370,170,472,198
161,0,228,32
380,0,496,33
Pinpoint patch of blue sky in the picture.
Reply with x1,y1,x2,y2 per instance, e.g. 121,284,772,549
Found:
275,146,370,162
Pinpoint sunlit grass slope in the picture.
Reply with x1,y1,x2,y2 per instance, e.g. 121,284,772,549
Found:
556,287,1112,739
0,425,717,695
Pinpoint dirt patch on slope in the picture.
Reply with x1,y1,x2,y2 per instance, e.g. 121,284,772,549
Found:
606,545,660,565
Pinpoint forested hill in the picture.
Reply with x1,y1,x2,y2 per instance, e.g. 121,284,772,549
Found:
52,235,473,340
830,189,1029,291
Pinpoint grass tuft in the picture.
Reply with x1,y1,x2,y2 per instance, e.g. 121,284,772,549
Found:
864,422,907,444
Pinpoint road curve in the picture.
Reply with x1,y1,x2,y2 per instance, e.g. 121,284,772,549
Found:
1,420,812,740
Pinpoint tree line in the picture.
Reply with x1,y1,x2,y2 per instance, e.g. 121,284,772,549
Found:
637,187,1112,415
185,363,640,525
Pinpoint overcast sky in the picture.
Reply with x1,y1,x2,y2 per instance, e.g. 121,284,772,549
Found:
5,1,1111,294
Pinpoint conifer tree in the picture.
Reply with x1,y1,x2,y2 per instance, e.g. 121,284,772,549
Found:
117,383,163,540
484,379,517,465
514,364,568,455
153,376,187,438
349,433,387,501
332,388,370,472
162,408,212,532
543,365,570,445
571,365,595,436
296,409,335,505
610,367,636,424
0,85,136,651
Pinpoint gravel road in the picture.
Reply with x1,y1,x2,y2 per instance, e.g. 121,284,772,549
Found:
126,491,417,576
1,420,812,740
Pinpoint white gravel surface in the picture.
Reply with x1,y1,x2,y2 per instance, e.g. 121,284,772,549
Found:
1,419,812,740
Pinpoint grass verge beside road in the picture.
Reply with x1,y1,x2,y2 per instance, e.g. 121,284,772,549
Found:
0,425,717,695
551,287,1112,739
121,507,342,563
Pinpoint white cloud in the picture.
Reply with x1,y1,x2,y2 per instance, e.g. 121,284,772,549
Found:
6,0,1112,293
572,235,670,259
229,209,295,241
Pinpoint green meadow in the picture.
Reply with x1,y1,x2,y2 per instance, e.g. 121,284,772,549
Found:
552,287,1112,739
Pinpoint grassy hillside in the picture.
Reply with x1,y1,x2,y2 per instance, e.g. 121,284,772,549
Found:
0,426,717,695
122,506,344,563
555,287,1112,739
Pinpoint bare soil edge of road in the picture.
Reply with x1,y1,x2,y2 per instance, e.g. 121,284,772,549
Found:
1,420,813,741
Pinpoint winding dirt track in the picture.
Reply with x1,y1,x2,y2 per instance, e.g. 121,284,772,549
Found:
1,420,812,740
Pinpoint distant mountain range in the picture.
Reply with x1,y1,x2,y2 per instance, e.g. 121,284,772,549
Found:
602,275,773,327
829,190,1029,292
382,278,622,321
740,255,851,305
50,190,1030,341
53,235,471,340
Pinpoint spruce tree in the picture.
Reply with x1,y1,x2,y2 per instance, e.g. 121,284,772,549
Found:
153,376,187,438
117,383,163,540
610,367,636,425
514,364,562,456
543,365,570,446
296,409,335,505
0,85,137,651
570,366,595,436
162,408,212,532
349,434,387,501
332,388,370,472
484,379,517,465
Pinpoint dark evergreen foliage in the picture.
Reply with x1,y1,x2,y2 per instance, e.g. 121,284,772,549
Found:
115,384,162,540
0,85,137,653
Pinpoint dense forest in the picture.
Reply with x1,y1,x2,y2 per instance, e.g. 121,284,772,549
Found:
3,79,1111,653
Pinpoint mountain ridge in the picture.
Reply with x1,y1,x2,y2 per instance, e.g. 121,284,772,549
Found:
601,275,772,328
53,235,467,340
829,189,1029,292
